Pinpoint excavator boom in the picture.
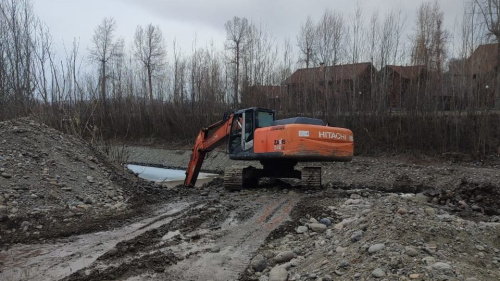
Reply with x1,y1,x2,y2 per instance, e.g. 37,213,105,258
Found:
184,114,234,187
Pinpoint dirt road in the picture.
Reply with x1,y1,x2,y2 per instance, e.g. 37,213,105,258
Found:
1,182,302,281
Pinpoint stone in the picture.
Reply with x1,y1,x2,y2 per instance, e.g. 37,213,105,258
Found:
274,251,296,263
320,275,332,281
1,172,12,178
425,207,436,216
409,273,421,279
86,176,94,183
319,218,331,226
269,266,288,281
405,246,419,257
413,193,428,203
432,262,452,270
339,260,350,268
350,193,361,199
350,230,363,242
258,276,269,281
333,270,345,276
251,255,268,272
309,223,327,233
368,244,385,254
345,199,362,205
107,247,119,256
336,246,347,253
361,209,371,215
84,197,94,205
296,225,308,234
424,243,437,254
471,205,482,211
437,214,453,222
162,230,181,240
397,208,407,215
372,268,385,278
334,222,344,230
422,256,435,265
20,221,30,231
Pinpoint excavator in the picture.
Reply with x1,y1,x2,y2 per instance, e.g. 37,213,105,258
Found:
184,107,354,190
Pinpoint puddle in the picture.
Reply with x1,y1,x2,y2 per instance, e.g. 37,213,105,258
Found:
127,164,217,183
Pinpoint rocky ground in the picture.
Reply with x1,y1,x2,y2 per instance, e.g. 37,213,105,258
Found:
1,118,500,280
242,189,500,281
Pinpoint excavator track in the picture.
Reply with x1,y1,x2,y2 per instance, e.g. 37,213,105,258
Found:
224,166,260,191
301,167,322,189
224,166,244,191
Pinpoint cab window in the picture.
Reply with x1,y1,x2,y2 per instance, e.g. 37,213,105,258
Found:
244,111,254,142
256,111,274,128
229,114,242,153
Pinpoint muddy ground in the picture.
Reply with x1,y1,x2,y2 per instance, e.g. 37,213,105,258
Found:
1,120,500,280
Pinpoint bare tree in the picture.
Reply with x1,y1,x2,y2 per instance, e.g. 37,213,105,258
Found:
172,38,187,104
315,9,344,66
0,0,38,116
475,0,500,108
297,16,316,68
225,16,249,108
133,24,166,101
89,17,123,120
314,9,344,115
348,4,364,64
411,1,448,73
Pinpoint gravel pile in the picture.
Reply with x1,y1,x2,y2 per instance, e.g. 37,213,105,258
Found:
245,190,500,281
0,118,129,244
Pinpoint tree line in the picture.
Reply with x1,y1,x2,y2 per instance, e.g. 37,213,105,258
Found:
0,0,499,157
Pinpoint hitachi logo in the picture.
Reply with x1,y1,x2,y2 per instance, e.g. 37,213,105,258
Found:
319,131,347,140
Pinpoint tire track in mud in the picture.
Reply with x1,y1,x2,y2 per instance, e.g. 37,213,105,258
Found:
1,191,302,281
164,194,300,281
67,192,299,281
0,202,195,281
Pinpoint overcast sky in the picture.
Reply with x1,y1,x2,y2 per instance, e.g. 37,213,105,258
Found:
33,0,466,62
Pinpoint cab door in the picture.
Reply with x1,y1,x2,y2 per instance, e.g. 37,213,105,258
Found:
242,109,255,151
228,113,243,154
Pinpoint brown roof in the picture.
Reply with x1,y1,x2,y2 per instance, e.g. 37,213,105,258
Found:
284,62,375,85
383,65,426,79
466,43,498,75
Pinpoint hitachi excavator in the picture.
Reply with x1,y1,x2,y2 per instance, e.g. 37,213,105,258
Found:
184,107,354,190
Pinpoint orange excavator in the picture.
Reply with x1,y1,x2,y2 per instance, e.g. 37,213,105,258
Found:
184,107,354,190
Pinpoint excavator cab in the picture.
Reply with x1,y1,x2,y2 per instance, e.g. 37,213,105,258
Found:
228,108,274,156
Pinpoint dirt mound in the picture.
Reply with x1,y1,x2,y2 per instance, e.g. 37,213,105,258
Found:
0,118,168,245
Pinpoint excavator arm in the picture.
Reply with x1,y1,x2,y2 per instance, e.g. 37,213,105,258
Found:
184,113,234,187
